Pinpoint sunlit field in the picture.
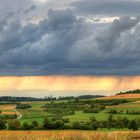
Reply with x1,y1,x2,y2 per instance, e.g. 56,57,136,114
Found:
18,99,140,124
0,131,139,140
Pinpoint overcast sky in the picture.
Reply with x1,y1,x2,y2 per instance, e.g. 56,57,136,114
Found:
0,0,140,76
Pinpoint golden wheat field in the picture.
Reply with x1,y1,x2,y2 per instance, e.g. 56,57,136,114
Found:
0,131,139,140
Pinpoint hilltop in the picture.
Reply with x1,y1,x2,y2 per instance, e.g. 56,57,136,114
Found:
116,89,140,95
99,89,140,100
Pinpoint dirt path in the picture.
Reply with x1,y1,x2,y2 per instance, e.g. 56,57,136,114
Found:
14,109,23,120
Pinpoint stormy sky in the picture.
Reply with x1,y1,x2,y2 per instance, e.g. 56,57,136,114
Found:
0,0,140,76
0,0,140,97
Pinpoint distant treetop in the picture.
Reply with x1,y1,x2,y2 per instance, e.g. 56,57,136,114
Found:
116,89,140,95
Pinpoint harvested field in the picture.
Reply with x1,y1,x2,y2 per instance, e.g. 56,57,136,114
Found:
0,131,139,140
0,105,16,110
99,94,140,100
0,105,16,115
2,112,16,115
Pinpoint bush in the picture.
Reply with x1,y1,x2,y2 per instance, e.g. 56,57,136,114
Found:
90,116,98,130
43,118,55,129
83,107,99,113
64,124,72,129
82,122,93,130
8,120,21,130
54,120,64,129
72,122,82,129
122,117,129,128
22,122,31,130
0,114,17,119
16,104,31,109
30,121,39,130
0,120,6,130
106,109,118,114
128,119,138,131
61,118,69,123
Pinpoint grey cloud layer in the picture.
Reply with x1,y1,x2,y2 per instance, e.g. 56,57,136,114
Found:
0,8,140,75
0,0,140,75
72,0,140,16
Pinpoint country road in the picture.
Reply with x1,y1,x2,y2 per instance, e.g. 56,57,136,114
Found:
14,109,23,120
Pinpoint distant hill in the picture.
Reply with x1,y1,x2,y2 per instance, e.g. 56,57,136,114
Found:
0,95,105,102
0,96,56,103
99,94,140,100
98,89,140,100
116,89,140,95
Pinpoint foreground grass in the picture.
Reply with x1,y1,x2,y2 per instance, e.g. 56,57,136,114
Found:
0,131,139,140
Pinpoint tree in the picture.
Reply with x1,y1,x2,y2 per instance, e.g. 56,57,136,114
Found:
8,120,21,130
0,120,6,130
61,118,69,123
122,117,129,128
98,121,105,130
107,115,115,129
107,109,118,114
22,122,31,130
116,117,124,129
54,120,64,129
128,119,138,131
108,115,114,122
72,122,82,129
31,121,39,130
16,104,31,109
136,118,140,128
75,98,79,103
90,116,98,130
43,118,54,129
90,116,97,122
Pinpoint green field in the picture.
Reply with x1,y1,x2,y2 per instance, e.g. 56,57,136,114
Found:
64,99,140,122
15,99,140,124
17,102,51,124
1,98,140,128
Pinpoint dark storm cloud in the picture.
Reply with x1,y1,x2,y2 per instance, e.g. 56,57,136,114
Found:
1,0,140,75
72,0,140,16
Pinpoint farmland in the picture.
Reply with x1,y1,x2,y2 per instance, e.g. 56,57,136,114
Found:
0,94,140,140
18,98,140,124
1,94,140,131
0,96,140,124
0,130,139,140
0,131,140,140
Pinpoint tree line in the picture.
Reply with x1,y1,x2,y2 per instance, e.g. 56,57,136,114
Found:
0,95,105,103
106,109,140,115
42,99,129,118
0,115,139,131
117,89,140,95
